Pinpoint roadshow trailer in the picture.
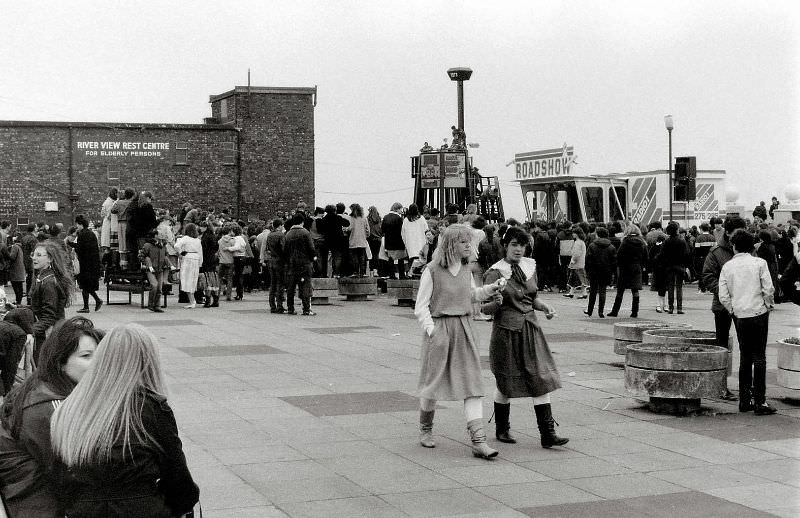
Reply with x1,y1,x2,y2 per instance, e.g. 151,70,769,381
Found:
515,169,726,227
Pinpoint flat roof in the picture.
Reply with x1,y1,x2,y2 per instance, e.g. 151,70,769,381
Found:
0,120,236,131
209,86,318,103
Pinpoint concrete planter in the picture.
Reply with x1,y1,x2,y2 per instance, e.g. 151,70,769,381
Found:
311,277,339,305
777,339,800,390
625,336,728,414
338,277,378,301
613,321,691,355
386,279,420,307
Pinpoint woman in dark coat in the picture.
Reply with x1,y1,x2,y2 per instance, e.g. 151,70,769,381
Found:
51,324,199,518
584,227,617,318
69,215,103,313
0,317,103,518
659,222,689,314
607,225,648,318
649,235,668,312
481,227,568,449
756,230,781,302
28,243,73,363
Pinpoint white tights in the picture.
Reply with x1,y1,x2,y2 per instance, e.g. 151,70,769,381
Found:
494,388,550,406
420,396,483,422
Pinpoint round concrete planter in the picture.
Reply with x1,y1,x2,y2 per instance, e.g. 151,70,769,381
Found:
625,340,728,414
776,339,800,390
612,322,692,355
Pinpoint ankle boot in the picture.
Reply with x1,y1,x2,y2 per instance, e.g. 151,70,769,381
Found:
419,409,435,448
534,404,569,448
493,402,516,444
210,293,220,307
466,419,498,459
203,294,212,308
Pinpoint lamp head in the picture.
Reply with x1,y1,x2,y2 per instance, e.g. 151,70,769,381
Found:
664,115,674,131
447,67,473,82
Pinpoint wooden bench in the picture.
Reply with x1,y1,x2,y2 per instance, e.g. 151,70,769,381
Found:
105,271,170,308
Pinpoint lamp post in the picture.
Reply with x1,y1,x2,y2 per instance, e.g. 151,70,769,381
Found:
664,115,674,222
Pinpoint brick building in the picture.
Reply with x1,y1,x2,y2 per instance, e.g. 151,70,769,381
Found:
0,85,316,227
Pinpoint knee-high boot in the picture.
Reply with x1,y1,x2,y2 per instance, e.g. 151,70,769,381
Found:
466,419,498,459
631,292,640,318
493,402,516,443
534,404,569,448
419,410,435,448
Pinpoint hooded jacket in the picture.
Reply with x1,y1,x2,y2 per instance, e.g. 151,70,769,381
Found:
703,238,735,312
616,235,648,290
585,237,617,283
0,382,65,517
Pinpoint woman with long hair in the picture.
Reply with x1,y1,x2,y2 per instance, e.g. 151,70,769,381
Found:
414,224,505,459
29,243,73,362
564,227,588,299
347,203,370,277
69,215,103,314
481,227,569,449
50,323,199,518
401,203,429,275
366,205,383,277
174,223,203,309
0,316,103,517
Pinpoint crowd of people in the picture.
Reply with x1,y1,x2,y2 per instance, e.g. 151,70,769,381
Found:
0,192,798,506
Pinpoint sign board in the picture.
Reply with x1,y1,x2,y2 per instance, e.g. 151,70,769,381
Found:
73,138,173,161
419,151,467,189
515,144,576,180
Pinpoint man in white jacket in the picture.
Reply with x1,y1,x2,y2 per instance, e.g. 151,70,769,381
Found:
718,229,775,415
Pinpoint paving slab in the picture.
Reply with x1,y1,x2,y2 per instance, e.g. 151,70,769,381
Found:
55,285,798,517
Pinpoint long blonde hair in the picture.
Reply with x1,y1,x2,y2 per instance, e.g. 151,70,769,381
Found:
50,324,167,466
430,224,472,268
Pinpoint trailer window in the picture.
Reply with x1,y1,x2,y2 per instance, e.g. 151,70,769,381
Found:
581,187,604,222
609,186,627,221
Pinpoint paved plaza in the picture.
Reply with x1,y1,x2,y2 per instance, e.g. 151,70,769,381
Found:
83,285,799,517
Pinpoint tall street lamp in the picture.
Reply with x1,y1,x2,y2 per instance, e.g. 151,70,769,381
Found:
664,115,674,222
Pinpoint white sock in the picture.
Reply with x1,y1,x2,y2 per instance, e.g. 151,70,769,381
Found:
533,393,551,406
463,397,483,422
494,388,510,404
420,398,436,412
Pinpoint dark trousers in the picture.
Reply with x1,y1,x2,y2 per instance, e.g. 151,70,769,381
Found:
146,270,166,308
713,309,734,377
218,263,233,299
611,288,639,316
733,312,769,404
587,281,608,315
559,255,571,290
10,280,24,304
81,289,101,309
268,262,285,310
349,248,367,276
232,257,245,298
286,265,312,313
314,240,328,277
367,238,381,272
694,255,708,291
666,269,684,311
25,269,33,302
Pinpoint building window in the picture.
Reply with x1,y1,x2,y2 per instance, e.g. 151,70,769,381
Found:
222,141,236,165
175,141,188,165
219,99,228,122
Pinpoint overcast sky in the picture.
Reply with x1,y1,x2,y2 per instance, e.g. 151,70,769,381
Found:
1,0,798,220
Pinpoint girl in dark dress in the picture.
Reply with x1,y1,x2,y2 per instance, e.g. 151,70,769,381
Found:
481,227,569,448
69,215,103,313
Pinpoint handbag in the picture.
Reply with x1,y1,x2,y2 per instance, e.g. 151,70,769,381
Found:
168,268,180,284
